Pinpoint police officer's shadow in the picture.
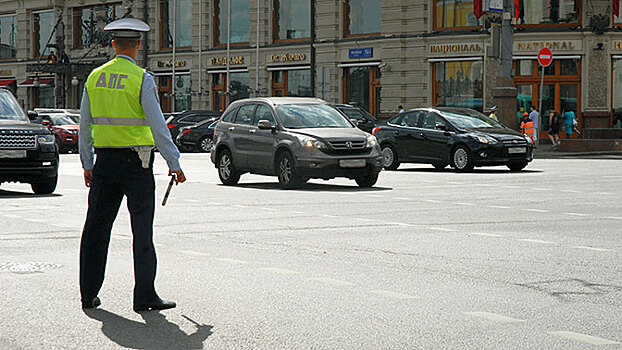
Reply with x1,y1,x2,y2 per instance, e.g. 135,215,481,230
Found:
84,309,213,350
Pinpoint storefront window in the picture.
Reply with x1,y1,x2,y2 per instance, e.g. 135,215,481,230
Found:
613,60,622,128
272,70,312,97
433,60,483,112
212,72,250,111
214,0,249,45
344,66,381,116
160,0,192,49
74,4,123,48
34,85,55,108
434,0,481,29
274,0,310,41
516,0,579,25
0,15,16,59
517,60,533,76
344,0,381,36
174,75,192,111
33,11,54,59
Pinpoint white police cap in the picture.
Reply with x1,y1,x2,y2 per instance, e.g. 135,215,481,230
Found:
104,18,150,38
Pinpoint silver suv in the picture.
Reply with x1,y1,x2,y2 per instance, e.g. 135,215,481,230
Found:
211,97,383,188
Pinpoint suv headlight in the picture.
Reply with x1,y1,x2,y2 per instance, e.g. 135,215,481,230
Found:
37,135,55,144
365,135,378,148
301,138,326,149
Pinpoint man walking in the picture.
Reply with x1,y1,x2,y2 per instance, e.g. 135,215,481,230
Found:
529,105,539,144
79,18,186,312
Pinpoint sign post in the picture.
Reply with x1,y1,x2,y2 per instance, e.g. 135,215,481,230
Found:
536,47,553,147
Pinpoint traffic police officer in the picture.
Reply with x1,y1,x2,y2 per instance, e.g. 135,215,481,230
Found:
79,18,186,312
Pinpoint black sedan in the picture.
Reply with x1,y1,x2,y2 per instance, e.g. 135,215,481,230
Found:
176,119,219,152
373,107,533,172
334,104,378,133
166,110,220,150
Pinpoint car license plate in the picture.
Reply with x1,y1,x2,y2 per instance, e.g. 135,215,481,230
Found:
339,159,366,168
508,147,527,154
0,150,27,159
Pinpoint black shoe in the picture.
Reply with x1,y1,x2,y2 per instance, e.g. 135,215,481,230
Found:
133,298,176,312
82,296,101,309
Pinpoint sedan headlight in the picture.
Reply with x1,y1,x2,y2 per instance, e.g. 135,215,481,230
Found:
302,138,326,149
365,135,378,148
37,135,55,144
475,135,496,144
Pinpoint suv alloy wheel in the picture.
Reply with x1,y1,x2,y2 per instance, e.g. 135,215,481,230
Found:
217,149,240,185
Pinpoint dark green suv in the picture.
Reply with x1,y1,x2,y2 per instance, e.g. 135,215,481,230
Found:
0,89,59,194
211,97,383,188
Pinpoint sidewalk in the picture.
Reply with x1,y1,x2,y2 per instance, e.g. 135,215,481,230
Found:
534,144,622,159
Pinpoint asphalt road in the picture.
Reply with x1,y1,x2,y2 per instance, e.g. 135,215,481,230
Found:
0,154,620,350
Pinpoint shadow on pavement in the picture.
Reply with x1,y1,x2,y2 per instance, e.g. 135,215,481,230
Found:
84,309,213,350
393,168,543,174
0,189,62,198
231,182,392,192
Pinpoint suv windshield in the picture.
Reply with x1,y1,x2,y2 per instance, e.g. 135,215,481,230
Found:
0,90,27,122
48,114,79,125
440,110,504,129
276,104,353,129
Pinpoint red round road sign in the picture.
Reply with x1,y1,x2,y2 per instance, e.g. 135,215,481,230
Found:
538,48,553,67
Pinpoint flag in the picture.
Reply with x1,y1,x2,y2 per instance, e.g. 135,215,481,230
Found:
615,0,620,17
474,0,484,19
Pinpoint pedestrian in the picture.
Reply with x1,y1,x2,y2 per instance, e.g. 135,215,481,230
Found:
561,106,577,138
516,106,525,127
548,110,560,147
529,105,539,143
488,106,499,121
398,105,405,113
78,18,186,312
60,51,69,64
520,112,534,142
47,50,57,64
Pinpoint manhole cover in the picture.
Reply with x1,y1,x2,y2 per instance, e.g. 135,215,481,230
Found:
0,261,62,274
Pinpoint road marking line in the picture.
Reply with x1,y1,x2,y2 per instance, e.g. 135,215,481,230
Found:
393,197,411,200
464,312,525,323
605,216,622,220
518,239,555,244
429,227,456,232
563,212,588,217
470,232,503,237
309,277,354,286
488,205,510,209
423,199,442,203
178,250,210,256
454,202,474,206
387,222,415,227
215,258,250,264
562,190,582,193
291,211,305,214
259,267,299,275
572,246,611,252
370,290,419,300
321,214,339,218
524,209,550,213
548,331,620,345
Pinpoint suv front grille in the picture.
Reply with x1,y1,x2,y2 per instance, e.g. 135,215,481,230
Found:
0,131,37,150
327,140,366,150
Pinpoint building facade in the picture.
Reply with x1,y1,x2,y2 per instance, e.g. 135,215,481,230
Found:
0,0,619,133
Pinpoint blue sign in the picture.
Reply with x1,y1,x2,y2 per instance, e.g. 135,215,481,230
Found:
349,48,373,59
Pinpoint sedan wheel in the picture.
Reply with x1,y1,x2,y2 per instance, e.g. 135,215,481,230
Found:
199,136,213,152
452,146,474,172
218,149,240,185
381,145,400,170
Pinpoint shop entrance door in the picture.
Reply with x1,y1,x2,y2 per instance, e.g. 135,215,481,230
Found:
158,76,172,113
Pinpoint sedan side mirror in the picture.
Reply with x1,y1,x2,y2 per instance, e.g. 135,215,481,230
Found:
435,123,446,131
27,110,38,121
41,120,51,127
257,119,276,130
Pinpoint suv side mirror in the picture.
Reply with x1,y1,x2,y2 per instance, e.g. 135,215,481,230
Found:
27,110,38,121
257,120,275,130
435,123,446,131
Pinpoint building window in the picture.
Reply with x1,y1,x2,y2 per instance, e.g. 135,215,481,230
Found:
344,66,381,116
33,10,54,59
214,0,249,45
212,72,250,111
271,69,312,97
433,60,483,112
516,0,580,26
612,60,622,128
74,4,123,49
159,0,192,49
0,15,16,59
273,0,310,41
344,0,381,36
434,0,481,30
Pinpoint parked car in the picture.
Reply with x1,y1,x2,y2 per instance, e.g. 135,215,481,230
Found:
34,108,80,115
373,107,533,172
334,104,378,133
177,119,219,152
0,90,59,194
211,97,383,188
37,113,80,153
166,110,220,150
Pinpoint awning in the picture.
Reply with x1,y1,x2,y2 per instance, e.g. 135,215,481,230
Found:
0,79,16,86
266,65,311,71
19,77,54,87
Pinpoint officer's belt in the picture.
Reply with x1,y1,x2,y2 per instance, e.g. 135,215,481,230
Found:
92,117,149,126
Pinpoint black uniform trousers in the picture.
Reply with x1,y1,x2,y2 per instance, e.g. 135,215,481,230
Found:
80,148,158,304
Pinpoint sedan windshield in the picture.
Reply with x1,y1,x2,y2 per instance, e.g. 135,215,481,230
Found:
440,111,504,129
0,90,27,122
276,104,353,129
339,107,377,121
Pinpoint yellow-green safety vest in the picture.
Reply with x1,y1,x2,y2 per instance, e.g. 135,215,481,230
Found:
85,57,154,147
